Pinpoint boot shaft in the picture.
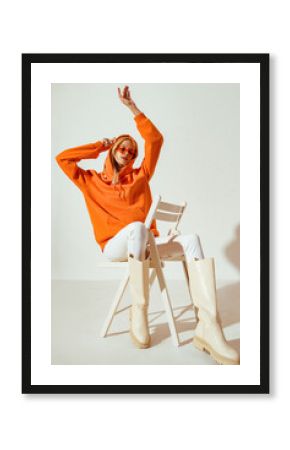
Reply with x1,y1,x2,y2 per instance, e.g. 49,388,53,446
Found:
187,258,217,318
128,256,150,307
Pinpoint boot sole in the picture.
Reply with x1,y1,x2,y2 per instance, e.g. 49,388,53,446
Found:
193,336,240,365
130,329,151,349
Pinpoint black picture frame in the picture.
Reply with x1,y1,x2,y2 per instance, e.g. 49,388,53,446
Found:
22,53,269,394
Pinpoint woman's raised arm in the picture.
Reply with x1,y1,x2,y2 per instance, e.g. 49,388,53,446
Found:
118,85,164,180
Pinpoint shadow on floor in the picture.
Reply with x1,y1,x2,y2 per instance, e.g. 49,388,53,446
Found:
107,280,240,351
217,281,240,328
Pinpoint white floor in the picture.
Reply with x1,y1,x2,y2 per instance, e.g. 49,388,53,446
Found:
51,279,240,365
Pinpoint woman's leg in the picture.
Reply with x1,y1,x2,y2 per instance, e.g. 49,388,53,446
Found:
155,233,204,261
187,258,239,364
103,221,149,261
154,232,239,364
103,222,150,348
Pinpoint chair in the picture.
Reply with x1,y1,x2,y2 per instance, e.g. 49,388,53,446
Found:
98,195,195,347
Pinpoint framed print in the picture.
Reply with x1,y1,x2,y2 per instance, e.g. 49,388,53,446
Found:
22,53,269,394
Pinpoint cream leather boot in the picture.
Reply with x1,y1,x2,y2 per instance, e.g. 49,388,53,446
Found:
187,258,239,365
128,255,151,349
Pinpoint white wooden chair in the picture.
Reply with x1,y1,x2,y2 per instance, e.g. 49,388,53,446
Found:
98,195,195,347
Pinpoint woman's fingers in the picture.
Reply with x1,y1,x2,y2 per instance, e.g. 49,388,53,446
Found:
117,85,132,104
118,87,125,99
103,137,116,147
123,85,129,98
118,86,126,100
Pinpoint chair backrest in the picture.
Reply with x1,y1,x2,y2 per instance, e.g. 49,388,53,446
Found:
145,195,187,234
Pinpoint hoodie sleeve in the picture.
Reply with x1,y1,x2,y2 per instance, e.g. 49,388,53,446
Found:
55,140,106,189
134,113,164,181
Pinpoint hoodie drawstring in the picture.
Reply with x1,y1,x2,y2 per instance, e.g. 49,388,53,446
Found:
113,183,125,199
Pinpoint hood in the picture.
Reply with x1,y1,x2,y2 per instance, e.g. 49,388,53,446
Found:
101,149,136,183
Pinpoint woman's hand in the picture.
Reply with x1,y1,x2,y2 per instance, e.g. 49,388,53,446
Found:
117,86,142,116
102,137,117,148
118,85,134,107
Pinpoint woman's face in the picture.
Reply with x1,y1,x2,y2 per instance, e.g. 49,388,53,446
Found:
113,139,136,168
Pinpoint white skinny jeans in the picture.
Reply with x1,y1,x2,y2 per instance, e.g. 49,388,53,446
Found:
103,221,204,262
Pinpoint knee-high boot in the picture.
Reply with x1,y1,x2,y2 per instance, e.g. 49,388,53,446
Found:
187,258,239,365
128,255,151,349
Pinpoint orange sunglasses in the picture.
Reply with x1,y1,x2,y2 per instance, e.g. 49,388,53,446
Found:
117,146,136,157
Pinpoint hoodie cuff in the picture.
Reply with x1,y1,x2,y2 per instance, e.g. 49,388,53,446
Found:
94,140,108,152
134,112,146,123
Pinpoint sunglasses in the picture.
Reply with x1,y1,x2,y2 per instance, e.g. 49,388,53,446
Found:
117,146,136,157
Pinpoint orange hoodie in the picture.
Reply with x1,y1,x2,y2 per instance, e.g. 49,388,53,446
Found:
55,113,164,251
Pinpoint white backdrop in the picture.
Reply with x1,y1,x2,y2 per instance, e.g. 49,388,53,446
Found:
52,83,240,281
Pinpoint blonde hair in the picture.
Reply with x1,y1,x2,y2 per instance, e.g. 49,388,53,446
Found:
110,135,138,184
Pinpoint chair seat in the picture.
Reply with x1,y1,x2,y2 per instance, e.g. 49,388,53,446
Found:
97,255,186,268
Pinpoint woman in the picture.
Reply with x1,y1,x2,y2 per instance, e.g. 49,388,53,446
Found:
56,86,239,365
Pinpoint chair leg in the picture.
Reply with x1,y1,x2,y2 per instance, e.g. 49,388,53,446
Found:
100,271,130,337
149,268,157,287
148,233,180,347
